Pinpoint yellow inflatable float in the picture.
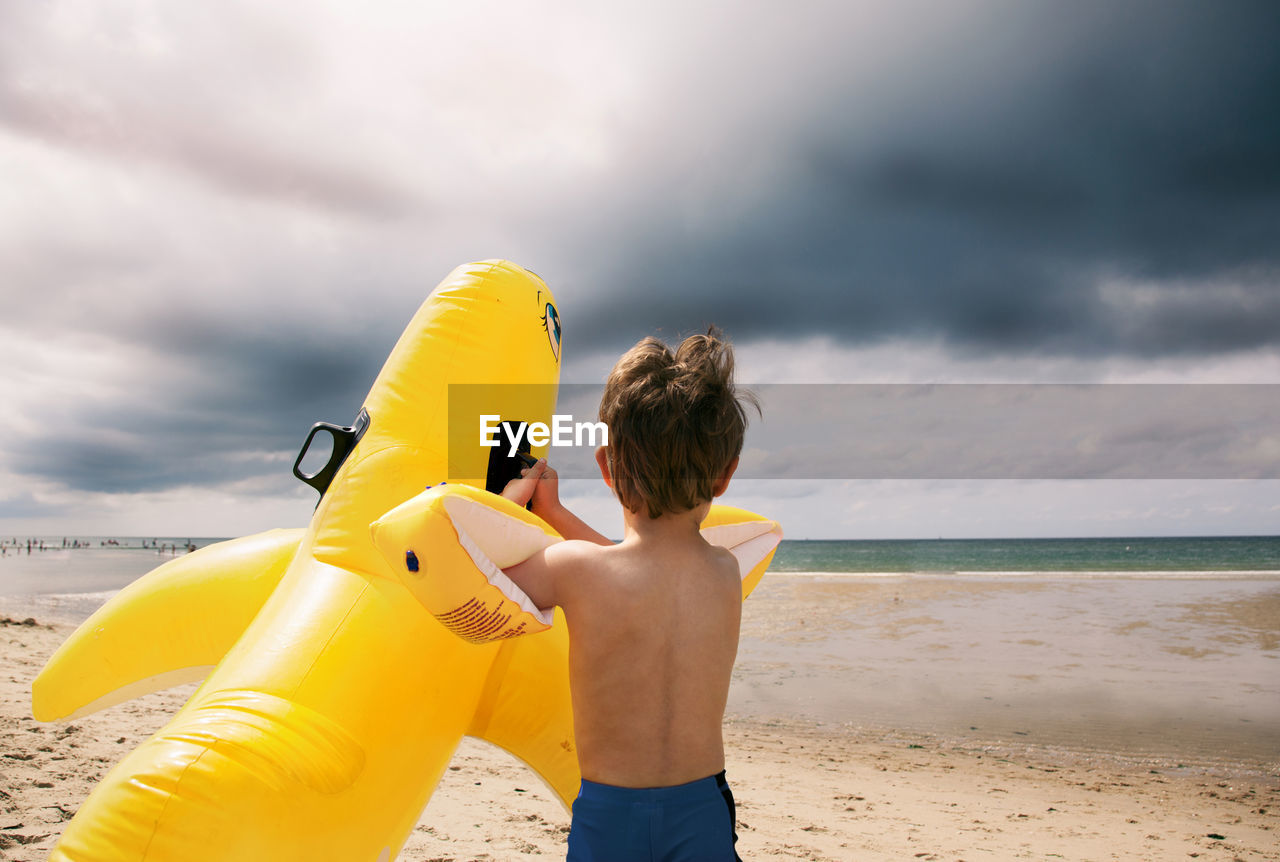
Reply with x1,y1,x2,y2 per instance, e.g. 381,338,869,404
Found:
32,260,782,861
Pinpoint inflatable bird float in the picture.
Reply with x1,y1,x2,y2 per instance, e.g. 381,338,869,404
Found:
32,260,782,861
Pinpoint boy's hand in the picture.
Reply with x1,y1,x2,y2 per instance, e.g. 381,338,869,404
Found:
503,458,612,545
501,458,560,515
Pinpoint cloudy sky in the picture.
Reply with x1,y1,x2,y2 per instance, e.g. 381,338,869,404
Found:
2,0,1277,539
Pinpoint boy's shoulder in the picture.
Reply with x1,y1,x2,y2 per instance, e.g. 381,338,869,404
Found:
545,537,612,566
541,538,620,584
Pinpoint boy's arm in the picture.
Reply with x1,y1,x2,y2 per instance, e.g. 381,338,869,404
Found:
536,502,612,546
502,459,613,546
501,545,559,611
502,540,594,612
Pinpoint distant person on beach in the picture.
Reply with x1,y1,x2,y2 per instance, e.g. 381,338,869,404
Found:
501,327,753,862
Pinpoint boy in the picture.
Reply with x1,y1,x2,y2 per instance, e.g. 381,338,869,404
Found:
501,327,754,862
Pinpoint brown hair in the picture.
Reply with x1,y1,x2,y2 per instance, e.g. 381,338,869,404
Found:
599,326,756,518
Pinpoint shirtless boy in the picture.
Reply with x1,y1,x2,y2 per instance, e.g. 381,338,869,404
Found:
501,328,754,862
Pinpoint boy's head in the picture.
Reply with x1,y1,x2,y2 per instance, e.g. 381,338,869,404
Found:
598,326,756,519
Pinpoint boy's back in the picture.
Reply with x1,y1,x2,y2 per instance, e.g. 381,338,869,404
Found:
549,524,742,786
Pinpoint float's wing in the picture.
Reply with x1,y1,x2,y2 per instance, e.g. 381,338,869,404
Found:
32,528,303,721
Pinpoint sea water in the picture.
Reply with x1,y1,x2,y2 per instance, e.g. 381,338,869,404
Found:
770,534,1280,575
0,537,227,621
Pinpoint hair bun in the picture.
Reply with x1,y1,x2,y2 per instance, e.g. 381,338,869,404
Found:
599,325,756,518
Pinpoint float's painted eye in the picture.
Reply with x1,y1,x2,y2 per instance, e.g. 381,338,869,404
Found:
542,303,562,361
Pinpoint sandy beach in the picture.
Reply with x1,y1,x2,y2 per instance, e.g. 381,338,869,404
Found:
3,575,1278,861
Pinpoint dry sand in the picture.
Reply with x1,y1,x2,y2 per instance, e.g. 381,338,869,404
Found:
3,616,1277,861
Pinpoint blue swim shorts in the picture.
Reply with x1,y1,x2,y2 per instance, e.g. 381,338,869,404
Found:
566,770,741,862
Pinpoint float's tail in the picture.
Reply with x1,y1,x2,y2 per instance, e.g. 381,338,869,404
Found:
47,688,367,862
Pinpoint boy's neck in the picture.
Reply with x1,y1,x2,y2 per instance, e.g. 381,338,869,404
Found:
620,501,711,543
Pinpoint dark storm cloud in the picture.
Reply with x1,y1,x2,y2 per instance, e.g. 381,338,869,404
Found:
0,490,67,520
142,322,390,432
7,320,391,495
563,0,1280,357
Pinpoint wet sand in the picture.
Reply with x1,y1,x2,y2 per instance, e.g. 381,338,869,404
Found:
733,574,1280,772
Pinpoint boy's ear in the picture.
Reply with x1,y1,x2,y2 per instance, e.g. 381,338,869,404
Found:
595,447,613,489
712,456,739,498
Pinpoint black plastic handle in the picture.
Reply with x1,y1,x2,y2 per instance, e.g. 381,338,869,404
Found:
293,408,371,500
484,419,536,510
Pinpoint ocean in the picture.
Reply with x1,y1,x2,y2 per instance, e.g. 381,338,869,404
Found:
770,534,1280,575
